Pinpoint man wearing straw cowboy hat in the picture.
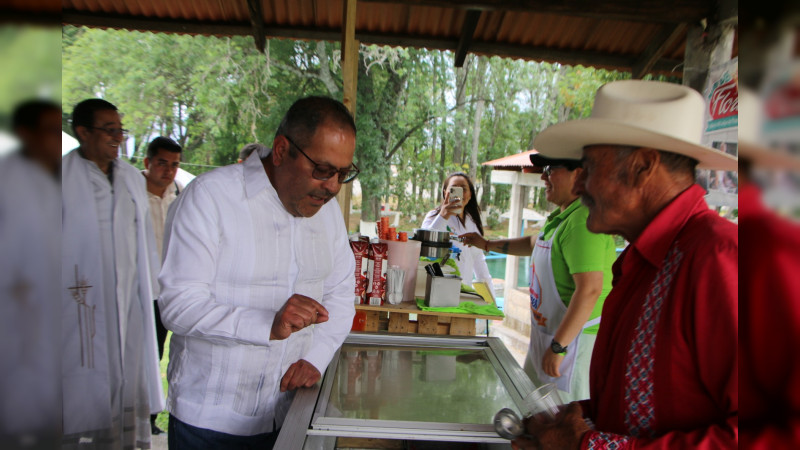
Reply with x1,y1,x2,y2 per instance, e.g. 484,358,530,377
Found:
511,80,738,449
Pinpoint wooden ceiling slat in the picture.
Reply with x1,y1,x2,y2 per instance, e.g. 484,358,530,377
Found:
478,10,503,42
173,0,196,22
579,18,604,53
272,0,288,25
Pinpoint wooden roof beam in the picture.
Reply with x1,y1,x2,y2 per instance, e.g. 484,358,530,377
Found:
1,10,61,26
631,22,687,79
357,0,714,24
61,10,684,77
469,41,683,75
246,0,266,53
62,10,254,36
454,9,482,67
63,10,336,42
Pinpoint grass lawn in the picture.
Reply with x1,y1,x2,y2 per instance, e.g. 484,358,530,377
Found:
155,332,171,432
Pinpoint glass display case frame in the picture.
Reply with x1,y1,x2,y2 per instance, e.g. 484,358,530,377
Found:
276,333,535,449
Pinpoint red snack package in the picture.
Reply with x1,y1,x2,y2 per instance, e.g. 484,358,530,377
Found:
366,241,388,306
350,240,370,304
351,310,367,331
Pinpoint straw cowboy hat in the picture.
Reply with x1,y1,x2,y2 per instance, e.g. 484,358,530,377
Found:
534,80,738,171
738,86,800,171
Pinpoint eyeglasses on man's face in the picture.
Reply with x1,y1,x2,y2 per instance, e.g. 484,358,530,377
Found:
283,135,359,184
543,165,567,177
89,126,129,137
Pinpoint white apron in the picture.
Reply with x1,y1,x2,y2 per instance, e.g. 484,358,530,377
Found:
525,223,600,392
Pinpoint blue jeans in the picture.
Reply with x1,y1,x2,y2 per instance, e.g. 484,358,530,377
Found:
168,414,280,450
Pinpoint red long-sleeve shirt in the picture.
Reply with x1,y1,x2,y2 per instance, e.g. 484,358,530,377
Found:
738,183,800,450
580,184,738,449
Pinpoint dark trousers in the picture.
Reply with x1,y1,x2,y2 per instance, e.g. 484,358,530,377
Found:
168,414,280,450
151,301,169,431
154,300,168,359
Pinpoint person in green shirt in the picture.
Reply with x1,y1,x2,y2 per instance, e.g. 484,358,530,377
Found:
461,153,616,402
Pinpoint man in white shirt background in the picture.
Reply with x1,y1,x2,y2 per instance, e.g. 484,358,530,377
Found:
143,136,183,259
159,96,359,449
141,135,182,435
0,100,61,448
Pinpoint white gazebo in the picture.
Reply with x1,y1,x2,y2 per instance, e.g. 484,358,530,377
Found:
500,208,546,227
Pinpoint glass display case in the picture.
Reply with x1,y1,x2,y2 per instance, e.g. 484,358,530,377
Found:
276,333,535,449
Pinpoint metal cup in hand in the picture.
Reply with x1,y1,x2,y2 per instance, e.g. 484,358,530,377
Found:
493,408,524,440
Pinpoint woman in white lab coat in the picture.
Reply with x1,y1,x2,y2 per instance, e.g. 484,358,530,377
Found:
421,172,493,291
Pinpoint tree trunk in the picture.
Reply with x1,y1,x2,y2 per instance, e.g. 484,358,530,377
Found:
409,143,418,212
528,64,562,149
360,192,380,223
480,169,491,211
452,58,470,165
315,41,339,96
364,195,380,223
439,134,446,188
437,88,447,184
469,57,486,180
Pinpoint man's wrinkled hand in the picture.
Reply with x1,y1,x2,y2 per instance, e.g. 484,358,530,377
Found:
270,294,328,341
280,359,321,392
512,402,590,450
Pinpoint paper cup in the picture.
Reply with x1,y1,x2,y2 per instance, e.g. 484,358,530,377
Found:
383,239,421,302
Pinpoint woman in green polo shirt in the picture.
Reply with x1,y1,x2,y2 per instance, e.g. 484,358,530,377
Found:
460,154,616,402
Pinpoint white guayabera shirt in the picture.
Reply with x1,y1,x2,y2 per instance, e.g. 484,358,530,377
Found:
159,153,355,436
0,152,60,442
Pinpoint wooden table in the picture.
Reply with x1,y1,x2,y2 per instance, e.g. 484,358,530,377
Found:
352,301,502,336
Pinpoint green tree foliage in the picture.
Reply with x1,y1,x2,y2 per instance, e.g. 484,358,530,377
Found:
64,28,265,173
0,25,61,127
62,26,632,230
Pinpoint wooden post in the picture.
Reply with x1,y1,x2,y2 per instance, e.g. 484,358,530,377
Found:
682,0,737,91
682,24,708,92
503,175,525,301
337,0,359,231
341,0,357,78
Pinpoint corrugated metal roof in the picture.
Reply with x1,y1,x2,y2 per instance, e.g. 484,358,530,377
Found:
11,0,735,78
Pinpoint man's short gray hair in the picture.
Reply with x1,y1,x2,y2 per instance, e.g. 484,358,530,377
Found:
658,150,698,176
611,145,697,182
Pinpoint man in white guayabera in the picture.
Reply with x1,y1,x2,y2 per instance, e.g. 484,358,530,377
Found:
159,96,360,449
